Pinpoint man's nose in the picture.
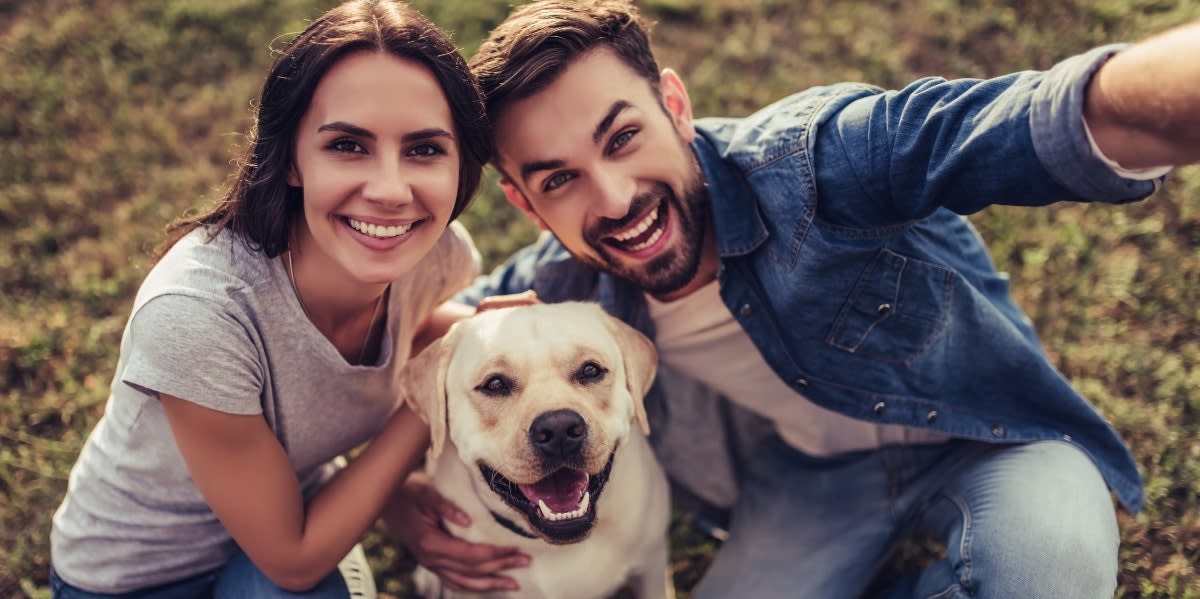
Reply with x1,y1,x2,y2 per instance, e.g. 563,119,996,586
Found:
364,160,414,208
590,169,635,220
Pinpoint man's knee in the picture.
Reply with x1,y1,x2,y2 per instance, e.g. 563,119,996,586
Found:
940,441,1119,598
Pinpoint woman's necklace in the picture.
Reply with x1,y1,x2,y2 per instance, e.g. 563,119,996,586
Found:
286,251,383,365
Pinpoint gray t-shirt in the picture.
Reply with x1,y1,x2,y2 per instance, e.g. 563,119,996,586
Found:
50,223,479,593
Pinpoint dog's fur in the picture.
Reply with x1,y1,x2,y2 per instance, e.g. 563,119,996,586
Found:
400,302,672,599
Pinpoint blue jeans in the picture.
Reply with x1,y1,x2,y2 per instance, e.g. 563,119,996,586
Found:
50,549,353,599
692,439,1119,599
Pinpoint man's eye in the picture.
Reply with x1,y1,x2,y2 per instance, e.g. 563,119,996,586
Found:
574,361,607,384
543,172,574,192
477,375,513,396
328,139,366,154
610,129,637,152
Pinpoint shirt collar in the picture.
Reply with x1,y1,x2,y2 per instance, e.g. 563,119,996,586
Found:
692,128,770,258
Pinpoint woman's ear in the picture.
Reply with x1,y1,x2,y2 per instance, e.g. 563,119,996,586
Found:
659,68,696,143
500,179,549,230
288,163,302,188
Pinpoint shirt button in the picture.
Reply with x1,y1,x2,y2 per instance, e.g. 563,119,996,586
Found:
873,401,886,415
926,410,938,423
877,303,892,315
991,425,1005,437
739,303,752,317
1063,434,1072,442
794,377,808,387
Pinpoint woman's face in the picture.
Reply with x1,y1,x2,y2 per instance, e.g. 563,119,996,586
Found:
289,50,460,287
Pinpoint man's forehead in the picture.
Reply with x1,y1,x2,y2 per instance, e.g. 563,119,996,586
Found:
493,48,654,164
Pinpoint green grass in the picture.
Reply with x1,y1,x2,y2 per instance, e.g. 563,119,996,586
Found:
2,0,1198,597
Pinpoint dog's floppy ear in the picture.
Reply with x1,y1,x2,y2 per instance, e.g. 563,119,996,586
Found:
398,324,461,467
603,313,658,436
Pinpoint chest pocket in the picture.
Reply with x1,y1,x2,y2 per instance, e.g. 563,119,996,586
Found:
827,248,954,365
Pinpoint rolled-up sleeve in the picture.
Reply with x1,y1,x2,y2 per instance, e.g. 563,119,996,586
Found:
1030,44,1160,203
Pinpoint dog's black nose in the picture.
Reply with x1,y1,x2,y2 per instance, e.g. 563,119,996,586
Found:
529,409,588,459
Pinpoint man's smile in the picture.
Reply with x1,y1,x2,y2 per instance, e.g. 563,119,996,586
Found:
602,200,670,256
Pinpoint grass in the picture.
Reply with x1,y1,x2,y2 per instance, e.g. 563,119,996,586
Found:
2,0,1198,597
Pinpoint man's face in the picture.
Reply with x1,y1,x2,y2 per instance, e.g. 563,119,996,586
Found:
493,48,713,301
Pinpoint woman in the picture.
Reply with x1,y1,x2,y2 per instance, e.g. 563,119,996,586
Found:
49,1,509,596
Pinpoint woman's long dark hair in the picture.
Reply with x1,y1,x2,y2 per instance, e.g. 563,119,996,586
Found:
154,0,490,262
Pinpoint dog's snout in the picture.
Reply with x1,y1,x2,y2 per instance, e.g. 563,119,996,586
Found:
529,409,588,458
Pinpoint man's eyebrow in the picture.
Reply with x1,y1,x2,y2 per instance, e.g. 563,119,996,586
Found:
520,159,566,183
593,100,631,144
518,101,632,184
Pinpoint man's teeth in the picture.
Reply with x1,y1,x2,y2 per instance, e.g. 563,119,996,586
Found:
536,492,591,521
624,227,664,252
611,207,660,242
347,218,414,239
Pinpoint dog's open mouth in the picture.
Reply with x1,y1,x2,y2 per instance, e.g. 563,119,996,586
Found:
478,452,615,543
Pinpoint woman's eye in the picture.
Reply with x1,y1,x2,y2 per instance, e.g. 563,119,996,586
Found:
408,143,445,157
477,375,513,396
544,172,574,192
575,361,606,383
329,139,365,154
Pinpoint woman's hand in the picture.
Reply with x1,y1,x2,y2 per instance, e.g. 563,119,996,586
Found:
386,472,530,593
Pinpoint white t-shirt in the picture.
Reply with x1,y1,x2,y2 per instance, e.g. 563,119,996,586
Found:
51,223,479,593
646,280,950,457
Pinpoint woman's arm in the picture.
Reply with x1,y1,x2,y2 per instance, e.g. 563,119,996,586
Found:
160,394,429,591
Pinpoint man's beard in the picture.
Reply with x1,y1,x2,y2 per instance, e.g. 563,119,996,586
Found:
582,172,709,297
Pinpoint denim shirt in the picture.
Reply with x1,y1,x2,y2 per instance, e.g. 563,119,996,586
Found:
459,45,1155,513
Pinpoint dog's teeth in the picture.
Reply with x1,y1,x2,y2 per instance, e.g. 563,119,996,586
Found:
536,492,593,521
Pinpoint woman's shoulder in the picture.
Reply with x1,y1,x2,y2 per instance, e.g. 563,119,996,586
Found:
409,221,480,282
390,222,482,314
136,227,277,310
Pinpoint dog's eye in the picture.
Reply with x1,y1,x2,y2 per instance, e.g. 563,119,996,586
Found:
477,375,513,396
575,361,607,384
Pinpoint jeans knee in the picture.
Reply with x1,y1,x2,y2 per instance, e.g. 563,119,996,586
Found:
213,551,350,599
933,442,1119,599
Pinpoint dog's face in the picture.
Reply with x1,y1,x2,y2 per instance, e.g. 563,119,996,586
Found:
400,302,657,544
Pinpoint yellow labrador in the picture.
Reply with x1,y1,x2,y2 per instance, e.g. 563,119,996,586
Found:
400,302,673,599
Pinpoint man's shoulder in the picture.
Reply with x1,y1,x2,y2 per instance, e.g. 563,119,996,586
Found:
695,82,883,167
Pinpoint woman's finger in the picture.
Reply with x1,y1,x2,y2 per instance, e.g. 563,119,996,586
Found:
437,568,520,593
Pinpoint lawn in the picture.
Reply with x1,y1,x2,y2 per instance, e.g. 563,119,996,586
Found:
1,0,1197,597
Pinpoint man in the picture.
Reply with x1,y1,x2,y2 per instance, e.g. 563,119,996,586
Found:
391,1,1199,596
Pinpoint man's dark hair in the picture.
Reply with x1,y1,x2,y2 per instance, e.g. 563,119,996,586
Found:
469,0,661,121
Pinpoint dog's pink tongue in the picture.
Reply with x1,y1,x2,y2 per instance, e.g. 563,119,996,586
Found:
519,469,588,512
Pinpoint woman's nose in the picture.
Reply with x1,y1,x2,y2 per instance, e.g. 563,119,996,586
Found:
364,161,414,208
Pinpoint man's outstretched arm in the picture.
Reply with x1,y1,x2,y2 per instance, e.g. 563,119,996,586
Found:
1085,20,1200,169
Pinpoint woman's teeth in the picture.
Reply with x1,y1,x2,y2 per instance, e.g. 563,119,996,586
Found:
346,217,414,239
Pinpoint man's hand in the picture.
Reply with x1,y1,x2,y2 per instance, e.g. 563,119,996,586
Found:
386,472,530,593
1085,19,1200,169
476,290,540,313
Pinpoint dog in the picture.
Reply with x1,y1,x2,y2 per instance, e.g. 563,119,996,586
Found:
399,301,673,599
